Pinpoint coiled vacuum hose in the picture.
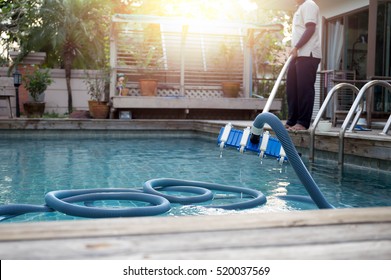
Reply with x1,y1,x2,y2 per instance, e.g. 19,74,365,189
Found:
250,112,334,209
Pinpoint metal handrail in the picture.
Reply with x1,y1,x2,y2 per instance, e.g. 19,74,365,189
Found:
338,80,391,165
380,114,391,135
262,55,293,113
309,83,360,162
252,93,264,99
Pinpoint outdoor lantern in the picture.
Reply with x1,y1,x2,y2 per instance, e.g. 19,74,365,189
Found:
13,66,22,117
13,68,22,87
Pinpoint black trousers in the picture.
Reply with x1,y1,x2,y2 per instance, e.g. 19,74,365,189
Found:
286,56,320,129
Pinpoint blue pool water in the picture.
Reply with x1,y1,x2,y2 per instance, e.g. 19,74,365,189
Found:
0,132,390,223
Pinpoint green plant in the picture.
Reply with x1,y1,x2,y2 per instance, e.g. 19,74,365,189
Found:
121,23,164,78
216,38,241,80
22,67,53,102
135,45,163,73
12,0,112,113
84,70,108,102
42,111,67,118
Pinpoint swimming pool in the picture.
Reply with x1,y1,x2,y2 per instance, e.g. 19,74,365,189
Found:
0,131,390,223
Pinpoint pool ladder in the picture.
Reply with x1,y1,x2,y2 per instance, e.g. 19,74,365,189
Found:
238,55,391,168
309,80,391,166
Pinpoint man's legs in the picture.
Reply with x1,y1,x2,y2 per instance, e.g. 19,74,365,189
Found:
286,58,299,127
295,57,320,129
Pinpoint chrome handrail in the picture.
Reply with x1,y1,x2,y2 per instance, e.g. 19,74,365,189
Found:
262,55,293,113
252,93,264,99
338,80,391,165
347,103,364,132
309,83,359,162
380,114,391,135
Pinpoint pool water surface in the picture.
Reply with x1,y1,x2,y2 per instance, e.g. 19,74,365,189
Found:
0,133,390,223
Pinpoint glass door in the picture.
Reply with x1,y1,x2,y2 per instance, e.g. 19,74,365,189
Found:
374,0,391,114
345,10,369,80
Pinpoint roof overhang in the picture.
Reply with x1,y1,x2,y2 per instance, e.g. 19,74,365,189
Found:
256,0,296,11
112,14,283,32
256,0,370,15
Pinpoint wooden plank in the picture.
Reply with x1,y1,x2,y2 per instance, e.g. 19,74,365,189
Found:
1,207,390,241
140,241,391,260
111,96,281,111
0,219,390,259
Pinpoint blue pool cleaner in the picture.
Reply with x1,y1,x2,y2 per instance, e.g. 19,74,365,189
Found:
217,125,287,162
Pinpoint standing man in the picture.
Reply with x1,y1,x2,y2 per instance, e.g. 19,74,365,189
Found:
285,0,322,131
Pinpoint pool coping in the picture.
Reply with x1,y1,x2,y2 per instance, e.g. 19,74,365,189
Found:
0,206,390,259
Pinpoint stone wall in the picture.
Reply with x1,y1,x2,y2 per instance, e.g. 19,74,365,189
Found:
0,66,99,117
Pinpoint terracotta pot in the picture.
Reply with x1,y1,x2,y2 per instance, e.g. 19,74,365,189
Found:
90,102,109,119
23,102,45,118
221,82,240,98
139,79,158,96
88,100,99,118
120,88,130,96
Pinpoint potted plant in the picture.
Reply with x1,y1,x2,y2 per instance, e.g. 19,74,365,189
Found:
84,70,110,119
137,44,162,96
217,38,242,98
22,67,53,117
128,24,163,96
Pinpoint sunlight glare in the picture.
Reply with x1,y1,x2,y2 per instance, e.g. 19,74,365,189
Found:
163,0,258,21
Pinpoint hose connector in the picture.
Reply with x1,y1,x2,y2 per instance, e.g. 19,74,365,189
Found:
250,125,263,144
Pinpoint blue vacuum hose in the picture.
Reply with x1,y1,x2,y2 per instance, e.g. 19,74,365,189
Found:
250,112,334,209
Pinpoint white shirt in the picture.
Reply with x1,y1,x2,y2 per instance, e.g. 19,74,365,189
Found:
292,0,322,59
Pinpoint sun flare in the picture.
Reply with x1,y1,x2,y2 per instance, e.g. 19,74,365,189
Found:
162,0,258,21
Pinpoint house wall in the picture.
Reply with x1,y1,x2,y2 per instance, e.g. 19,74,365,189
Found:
0,67,93,116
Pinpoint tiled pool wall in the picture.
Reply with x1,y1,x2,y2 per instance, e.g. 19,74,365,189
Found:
0,129,210,140
1,127,390,172
296,147,391,172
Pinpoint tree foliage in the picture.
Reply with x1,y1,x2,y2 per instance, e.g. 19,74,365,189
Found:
0,0,42,65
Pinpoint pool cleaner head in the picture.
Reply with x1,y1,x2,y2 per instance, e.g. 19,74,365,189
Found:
249,125,263,144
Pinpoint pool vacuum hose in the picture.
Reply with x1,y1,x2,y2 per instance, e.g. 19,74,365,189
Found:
250,112,334,209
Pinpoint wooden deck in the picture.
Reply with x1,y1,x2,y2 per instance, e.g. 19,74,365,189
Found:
110,96,282,120
0,207,390,259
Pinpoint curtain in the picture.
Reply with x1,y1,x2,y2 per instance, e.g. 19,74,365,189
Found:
325,20,344,117
327,20,344,70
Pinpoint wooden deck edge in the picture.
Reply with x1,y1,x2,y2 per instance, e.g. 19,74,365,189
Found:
1,207,390,242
